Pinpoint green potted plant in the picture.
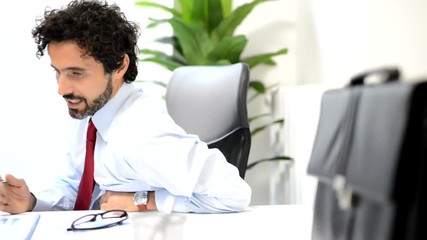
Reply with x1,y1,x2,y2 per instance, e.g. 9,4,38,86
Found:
135,0,292,169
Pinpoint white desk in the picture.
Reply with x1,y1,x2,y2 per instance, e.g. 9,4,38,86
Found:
28,205,312,240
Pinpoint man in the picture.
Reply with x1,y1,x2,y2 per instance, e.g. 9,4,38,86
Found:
0,0,251,214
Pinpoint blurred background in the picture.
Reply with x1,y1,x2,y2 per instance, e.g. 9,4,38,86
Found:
1,0,426,209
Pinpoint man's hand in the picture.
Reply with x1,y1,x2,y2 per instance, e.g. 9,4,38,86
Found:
100,191,138,212
0,174,35,214
100,191,156,212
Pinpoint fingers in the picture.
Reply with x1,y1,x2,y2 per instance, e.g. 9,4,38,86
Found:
100,202,120,211
0,173,11,183
4,174,24,187
0,192,6,205
100,191,111,205
0,175,32,214
0,183,9,211
0,180,6,202
100,202,110,211
99,191,137,212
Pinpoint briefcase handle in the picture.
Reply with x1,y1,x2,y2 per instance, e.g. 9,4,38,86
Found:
350,67,400,86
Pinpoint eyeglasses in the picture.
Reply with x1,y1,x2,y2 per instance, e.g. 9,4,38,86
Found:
67,210,128,231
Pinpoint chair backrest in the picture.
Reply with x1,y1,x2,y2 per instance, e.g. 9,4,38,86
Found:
166,63,251,178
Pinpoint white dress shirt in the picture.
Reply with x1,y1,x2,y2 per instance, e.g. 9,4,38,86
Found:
33,83,251,213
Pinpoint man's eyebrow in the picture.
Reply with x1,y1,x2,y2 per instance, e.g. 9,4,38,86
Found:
50,65,86,72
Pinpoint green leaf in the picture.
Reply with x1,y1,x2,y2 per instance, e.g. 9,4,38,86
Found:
221,0,232,17
246,156,293,170
167,18,213,65
211,0,269,42
251,119,284,136
153,36,185,61
207,0,224,33
134,79,168,88
139,48,184,64
135,1,181,18
247,81,266,102
207,35,247,63
139,48,166,56
176,0,193,21
140,57,183,71
155,36,178,48
248,82,282,102
243,48,288,69
248,113,270,123
213,59,232,65
189,0,205,26
144,18,169,29
249,81,266,94
177,0,224,33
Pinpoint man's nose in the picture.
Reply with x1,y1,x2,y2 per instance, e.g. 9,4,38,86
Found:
57,76,72,96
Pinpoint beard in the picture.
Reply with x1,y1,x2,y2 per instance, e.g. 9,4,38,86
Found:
64,74,113,119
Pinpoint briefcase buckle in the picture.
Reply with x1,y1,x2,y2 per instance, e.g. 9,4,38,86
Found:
333,175,355,211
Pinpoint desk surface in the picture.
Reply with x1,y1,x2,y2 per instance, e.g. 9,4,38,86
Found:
27,205,312,240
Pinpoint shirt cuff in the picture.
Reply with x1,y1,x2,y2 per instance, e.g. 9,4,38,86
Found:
154,190,191,213
32,193,54,211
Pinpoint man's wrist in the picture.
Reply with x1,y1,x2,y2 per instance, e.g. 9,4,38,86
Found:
146,191,156,211
133,191,156,211
27,192,37,212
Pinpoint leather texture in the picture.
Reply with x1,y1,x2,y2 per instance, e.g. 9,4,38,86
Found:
166,63,251,178
307,67,427,240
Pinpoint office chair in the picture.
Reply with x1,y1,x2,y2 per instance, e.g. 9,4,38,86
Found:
166,63,251,179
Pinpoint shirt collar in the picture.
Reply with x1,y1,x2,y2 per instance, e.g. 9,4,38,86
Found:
91,83,137,142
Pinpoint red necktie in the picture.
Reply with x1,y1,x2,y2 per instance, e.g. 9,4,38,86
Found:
74,119,97,210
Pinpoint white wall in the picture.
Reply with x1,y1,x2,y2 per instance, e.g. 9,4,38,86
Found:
0,0,68,190
299,0,427,85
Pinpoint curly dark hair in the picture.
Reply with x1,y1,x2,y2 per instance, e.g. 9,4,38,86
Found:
32,0,140,83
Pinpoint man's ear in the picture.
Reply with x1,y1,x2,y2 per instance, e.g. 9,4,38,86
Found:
114,54,130,79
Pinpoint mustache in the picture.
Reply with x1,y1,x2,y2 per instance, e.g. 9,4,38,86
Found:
63,94,85,101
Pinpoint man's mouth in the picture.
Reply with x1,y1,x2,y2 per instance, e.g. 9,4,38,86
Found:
66,98,83,109
68,98,82,104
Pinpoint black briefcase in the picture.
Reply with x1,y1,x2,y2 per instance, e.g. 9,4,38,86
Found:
307,67,427,240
